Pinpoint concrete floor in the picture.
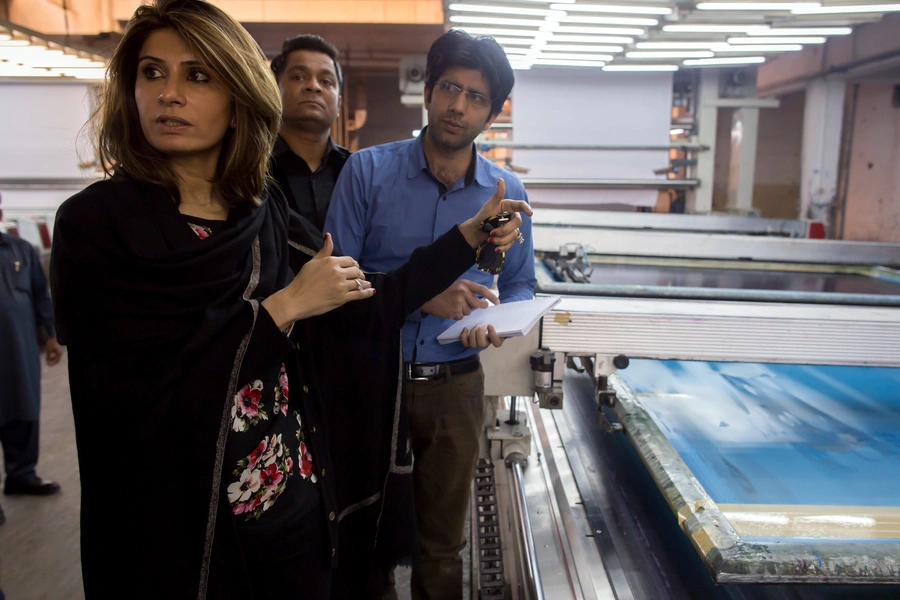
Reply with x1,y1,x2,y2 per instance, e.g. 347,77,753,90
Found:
0,357,469,599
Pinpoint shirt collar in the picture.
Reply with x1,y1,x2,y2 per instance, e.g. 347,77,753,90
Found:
409,127,491,189
273,134,338,163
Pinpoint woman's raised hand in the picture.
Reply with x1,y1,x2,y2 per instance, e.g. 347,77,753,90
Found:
459,178,533,251
262,233,375,328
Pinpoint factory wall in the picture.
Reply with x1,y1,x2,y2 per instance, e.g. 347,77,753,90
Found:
752,91,804,220
355,74,423,149
841,82,900,243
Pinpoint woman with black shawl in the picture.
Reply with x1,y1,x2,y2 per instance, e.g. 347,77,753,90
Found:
50,1,532,598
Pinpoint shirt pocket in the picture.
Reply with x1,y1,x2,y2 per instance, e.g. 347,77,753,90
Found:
12,263,31,293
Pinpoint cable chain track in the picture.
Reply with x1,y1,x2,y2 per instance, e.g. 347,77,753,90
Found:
474,459,509,598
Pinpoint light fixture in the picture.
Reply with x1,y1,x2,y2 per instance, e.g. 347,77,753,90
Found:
0,26,108,79
503,47,533,54
713,44,803,51
453,27,546,37
447,4,561,18
448,16,547,27
683,56,766,66
539,52,614,61
670,128,685,135
549,3,672,15
556,15,659,26
602,64,679,71
792,3,900,15
542,44,625,52
636,41,723,49
663,24,771,33
494,37,539,45
727,36,827,44
534,59,607,67
550,25,647,36
696,2,821,10
548,34,635,44
747,27,852,35
626,51,716,58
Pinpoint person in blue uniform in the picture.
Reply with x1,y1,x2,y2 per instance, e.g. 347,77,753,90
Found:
0,195,63,526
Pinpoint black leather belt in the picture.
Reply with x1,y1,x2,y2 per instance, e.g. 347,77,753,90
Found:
405,355,481,381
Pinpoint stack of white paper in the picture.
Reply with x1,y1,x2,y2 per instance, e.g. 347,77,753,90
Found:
437,296,562,344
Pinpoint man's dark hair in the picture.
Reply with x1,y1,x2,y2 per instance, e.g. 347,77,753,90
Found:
425,29,514,115
271,34,342,90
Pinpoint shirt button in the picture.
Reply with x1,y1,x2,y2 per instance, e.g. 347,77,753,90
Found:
321,468,326,478
329,511,336,521
419,340,425,345
311,426,317,433
332,548,336,557
303,385,309,393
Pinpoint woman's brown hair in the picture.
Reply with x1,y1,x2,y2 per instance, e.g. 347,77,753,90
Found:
95,0,281,206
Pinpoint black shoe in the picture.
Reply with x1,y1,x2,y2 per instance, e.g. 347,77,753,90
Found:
3,476,61,496
0,501,6,525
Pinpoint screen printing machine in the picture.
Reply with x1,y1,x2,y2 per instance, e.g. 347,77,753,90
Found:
473,210,900,600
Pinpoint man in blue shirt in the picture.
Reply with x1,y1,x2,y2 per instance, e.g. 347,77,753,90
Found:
325,30,535,600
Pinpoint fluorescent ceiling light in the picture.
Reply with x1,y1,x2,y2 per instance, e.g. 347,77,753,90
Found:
448,4,561,18
510,63,533,70
683,56,766,65
548,34,635,43
550,25,646,35
0,34,10,41
0,39,31,46
728,36,826,43
503,47,532,54
494,37,539,45
792,4,900,14
449,16,547,27
602,64,679,71
696,2,820,10
549,3,672,15
670,128,685,135
714,43,803,51
534,59,607,67
627,50,715,58
539,52,614,60
542,44,625,52
556,15,659,26
663,24,771,33
747,26,852,35
636,41,723,49
453,27,545,37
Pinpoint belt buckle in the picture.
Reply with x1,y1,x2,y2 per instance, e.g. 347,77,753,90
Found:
406,363,438,381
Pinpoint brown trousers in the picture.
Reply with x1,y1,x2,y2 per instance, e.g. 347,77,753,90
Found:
384,363,485,600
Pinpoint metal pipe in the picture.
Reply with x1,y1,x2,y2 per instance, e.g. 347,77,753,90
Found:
0,178,100,190
533,279,900,308
521,178,698,190
506,452,544,600
478,142,708,152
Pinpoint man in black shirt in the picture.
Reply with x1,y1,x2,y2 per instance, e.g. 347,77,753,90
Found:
271,35,351,232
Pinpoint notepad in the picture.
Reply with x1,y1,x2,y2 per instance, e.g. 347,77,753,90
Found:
437,296,562,344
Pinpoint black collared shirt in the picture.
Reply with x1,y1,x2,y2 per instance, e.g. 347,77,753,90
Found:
271,135,351,233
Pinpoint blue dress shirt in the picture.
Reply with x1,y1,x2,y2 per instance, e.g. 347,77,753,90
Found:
325,130,536,363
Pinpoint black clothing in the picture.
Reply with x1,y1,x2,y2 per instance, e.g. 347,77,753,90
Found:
51,174,475,599
271,135,350,232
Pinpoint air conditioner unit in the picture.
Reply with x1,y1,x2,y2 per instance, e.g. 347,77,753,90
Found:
400,56,426,106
